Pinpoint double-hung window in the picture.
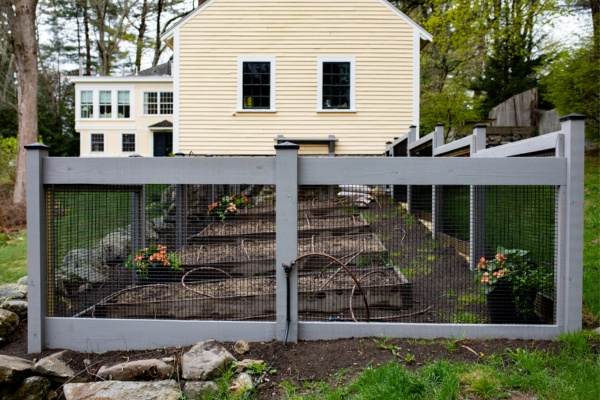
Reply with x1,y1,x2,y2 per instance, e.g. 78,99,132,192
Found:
238,57,275,111
117,90,130,118
144,91,172,115
318,57,355,111
80,90,93,118
91,134,104,152
122,133,135,152
99,90,112,118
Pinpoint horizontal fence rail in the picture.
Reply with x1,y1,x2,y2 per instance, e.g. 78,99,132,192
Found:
25,115,585,353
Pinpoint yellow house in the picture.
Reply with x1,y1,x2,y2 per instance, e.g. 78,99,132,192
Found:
74,0,431,156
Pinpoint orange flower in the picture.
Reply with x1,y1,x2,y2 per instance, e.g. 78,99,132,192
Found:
480,272,490,284
495,253,506,263
477,257,487,270
496,269,506,278
208,202,219,213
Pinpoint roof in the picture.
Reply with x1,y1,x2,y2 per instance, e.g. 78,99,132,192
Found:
162,0,432,41
149,120,173,129
138,61,172,77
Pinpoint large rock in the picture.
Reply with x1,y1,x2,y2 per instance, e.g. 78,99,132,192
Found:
183,381,218,399
17,276,28,286
0,309,19,338
0,354,33,383
59,248,107,284
95,229,131,263
233,340,250,355
0,283,27,302
97,359,173,381
13,376,51,400
34,351,75,379
1,299,28,319
182,339,236,380
63,380,181,400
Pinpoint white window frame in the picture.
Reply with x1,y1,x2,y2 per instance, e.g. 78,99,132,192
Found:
121,133,136,153
79,90,94,119
143,91,173,116
117,90,131,119
237,56,277,113
316,56,356,112
99,90,112,119
90,133,104,153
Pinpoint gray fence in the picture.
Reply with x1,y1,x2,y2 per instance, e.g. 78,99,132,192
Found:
26,115,584,353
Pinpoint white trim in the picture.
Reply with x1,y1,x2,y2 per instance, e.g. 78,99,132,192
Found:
121,133,136,153
378,0,433,41
412,30,420,132
237,56,277,113
142,90,174,116
90,133,105,153
316,56,356,113
173,29,180,153
161,0,432,42
75,85,135,122
69,76,172,83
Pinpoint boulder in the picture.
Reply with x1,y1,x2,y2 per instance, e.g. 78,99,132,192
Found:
59,248,107,284
97,359,173,381
0,309,19,338
1,299,28,319
183,381,218,399
0,354,33,383
182,339,236,380
229,372,253,394
95,229,131,263
63,380,181,400
0,283,27,302
14,376,51,400
34,351,75,380
233,340,250,355
17,276,28,286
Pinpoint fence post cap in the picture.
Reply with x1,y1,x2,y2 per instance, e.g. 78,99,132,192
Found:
409,125,416,129
473,123,487,128
559,113,586,122
274,141,300,150
435,123,444,127
24,143,49,151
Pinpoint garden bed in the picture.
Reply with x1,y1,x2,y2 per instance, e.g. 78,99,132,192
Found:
83,266,410,320
189,215,369,243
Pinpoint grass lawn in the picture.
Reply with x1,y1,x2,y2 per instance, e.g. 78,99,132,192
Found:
0,231,27,284
583,155,600,321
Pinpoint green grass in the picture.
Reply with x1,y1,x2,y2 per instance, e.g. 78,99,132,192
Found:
0,231,27,284
281,331,600,400
584,155,600,320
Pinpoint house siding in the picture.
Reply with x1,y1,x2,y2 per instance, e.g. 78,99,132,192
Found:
75,81,173,157
177,0,418,155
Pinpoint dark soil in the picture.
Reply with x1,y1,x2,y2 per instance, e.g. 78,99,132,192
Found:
0,324,559,399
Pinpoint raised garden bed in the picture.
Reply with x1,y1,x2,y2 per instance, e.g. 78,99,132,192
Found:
84,267,410,321
189,215,369,243
176,233,388,276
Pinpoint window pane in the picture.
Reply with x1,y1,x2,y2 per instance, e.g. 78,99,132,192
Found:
160,92,173,114
242,61,271,110
118,90,130,118
99,90,112,118
122,133,135,152
80,90,93,118
144,92,158,114
322,61,351,110
91,134,104,152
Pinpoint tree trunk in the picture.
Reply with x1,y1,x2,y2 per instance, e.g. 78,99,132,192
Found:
591,0,600,58
6,0,39,206
134,0,148,72
152,0,164,67
82,0,92,75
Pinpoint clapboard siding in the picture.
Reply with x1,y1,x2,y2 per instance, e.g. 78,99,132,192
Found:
177,0,418,154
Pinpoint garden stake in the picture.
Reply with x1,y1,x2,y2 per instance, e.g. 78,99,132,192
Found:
282,262,294,345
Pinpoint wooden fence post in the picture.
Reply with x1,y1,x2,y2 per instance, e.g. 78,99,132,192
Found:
275,142,299,342
432,124,444,239
559,114,585,332
25,143,49,353
469,124,487,270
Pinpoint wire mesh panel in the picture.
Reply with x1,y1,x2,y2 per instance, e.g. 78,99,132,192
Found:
46,184,276,321
295,184,557,325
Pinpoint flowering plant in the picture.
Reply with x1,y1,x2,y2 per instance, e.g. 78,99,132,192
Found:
478,247,553,319
208,194,250,221
126,244,181,278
